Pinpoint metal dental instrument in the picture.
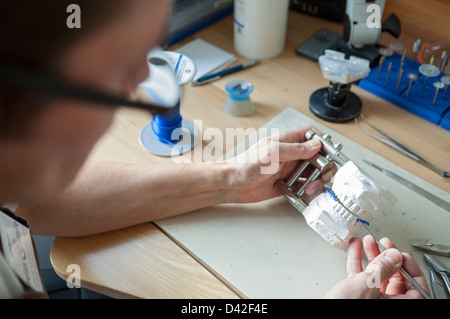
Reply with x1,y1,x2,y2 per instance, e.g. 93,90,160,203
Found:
355,114,450,178
396,67,404,91
413,243,450,257
441,75,450,99
377,48,393,80
433,81,445,105
389,41,404,53
330,189,432,299
395,49,407,91
376,55,385,80
363,160,450,212
400,49,407,67
276,130,348,213
379,47,394,58
419,64,440,90
428,264,448,299
406,73,419,96
424,254,450,299
385,62,392,83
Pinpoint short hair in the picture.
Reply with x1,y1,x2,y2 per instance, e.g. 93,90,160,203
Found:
0,1,128,138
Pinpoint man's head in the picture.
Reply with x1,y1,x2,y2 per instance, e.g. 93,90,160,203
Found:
0,0,172,203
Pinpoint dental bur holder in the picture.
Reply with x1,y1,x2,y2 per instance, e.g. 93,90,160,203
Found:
276,130,350,213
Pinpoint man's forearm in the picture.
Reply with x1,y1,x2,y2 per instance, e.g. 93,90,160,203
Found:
17,161,237,236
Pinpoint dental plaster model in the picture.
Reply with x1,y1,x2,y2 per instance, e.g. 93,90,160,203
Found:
303,161,397,250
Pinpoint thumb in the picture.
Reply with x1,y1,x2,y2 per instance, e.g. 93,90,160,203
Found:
364,248,403,284
278,139,322,162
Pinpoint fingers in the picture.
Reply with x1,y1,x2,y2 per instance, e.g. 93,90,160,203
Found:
273,126,337,197
276,126,320,143
302,163,337,196
278,139,322,163
379,237,397,250
364,248,403,284
383,267,407,295
400,252,426,279
379,252,430,299
346,238,363,277
400,252,430,297
363,236,430,298
326,244,402,299
329,236,429,299
362,235,403,284
362,236,401,293
275,126,324,162
375,237,407,294
381,253,430,299
362,235,381,262
320,163,337,183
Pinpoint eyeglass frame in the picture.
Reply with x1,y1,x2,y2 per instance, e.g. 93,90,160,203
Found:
0,62,177,115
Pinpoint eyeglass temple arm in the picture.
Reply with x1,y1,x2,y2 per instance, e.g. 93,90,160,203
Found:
0,63,175,114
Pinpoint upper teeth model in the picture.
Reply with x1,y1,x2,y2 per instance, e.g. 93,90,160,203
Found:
302,161,397,250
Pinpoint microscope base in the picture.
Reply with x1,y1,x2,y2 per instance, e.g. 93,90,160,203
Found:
309,87,362,123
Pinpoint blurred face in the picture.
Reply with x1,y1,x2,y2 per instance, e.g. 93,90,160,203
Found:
0,0,172,203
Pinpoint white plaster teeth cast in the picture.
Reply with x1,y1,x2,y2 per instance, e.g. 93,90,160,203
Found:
303,161,397,250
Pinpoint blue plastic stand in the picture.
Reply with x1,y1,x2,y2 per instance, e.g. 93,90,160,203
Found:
139,50,199,157
151,102,183,144
359,53,450,131
140,101,199,157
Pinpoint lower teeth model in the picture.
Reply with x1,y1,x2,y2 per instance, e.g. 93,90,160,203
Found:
302,161,397,250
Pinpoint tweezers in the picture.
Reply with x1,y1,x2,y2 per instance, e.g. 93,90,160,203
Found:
355,114,450,178
413,243,450,257
424,254,450,299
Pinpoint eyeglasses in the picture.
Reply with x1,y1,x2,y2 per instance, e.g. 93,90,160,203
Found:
0,61,178,114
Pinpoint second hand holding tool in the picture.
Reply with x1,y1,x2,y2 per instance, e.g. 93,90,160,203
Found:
326,188,431,299
360,222,431,299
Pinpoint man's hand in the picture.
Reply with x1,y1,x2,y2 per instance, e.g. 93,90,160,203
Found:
226,126,336,203
324,236,430,299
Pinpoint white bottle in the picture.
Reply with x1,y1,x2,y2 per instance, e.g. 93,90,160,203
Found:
234,0,290,60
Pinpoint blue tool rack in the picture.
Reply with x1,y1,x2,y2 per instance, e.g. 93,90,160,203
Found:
359,53,450,131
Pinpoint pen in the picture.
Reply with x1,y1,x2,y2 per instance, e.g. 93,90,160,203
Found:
191,60,260,86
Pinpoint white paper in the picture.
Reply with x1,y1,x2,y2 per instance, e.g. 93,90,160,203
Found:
176,38,237,80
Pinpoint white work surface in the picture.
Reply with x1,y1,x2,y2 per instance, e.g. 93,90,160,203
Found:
155,107,450,298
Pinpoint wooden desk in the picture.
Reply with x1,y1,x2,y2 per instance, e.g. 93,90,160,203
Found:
51,2,450,298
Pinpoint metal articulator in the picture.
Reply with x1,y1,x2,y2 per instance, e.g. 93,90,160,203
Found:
275,130,350,213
